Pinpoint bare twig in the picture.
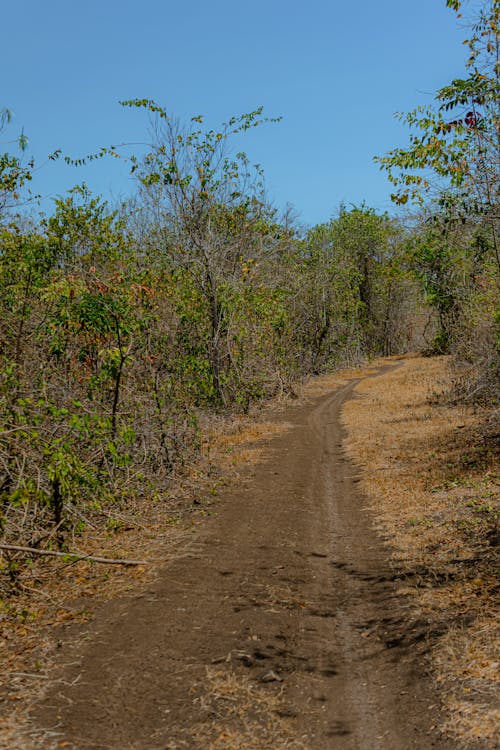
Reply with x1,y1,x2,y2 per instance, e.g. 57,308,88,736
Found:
0,543,148,566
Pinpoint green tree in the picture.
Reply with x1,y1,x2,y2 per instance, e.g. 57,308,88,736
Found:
123,100,281,405
375,0,499,391
0,108,32,217
375,0,499,272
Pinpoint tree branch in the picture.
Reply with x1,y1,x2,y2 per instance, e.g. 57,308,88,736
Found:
0,543,148,566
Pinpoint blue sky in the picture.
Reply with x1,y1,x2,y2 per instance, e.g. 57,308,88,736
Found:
2,0,466,226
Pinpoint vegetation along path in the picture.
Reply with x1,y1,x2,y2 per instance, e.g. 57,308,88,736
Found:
29,364,457,749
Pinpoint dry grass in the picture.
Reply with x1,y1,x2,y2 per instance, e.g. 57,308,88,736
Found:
182,667,306,750
342,355,499,747
206,418,294,471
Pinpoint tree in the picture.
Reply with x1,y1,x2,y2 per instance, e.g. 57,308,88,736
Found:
376,0,499,385
0,108,32,218
122,100,281,405
375,0,499,273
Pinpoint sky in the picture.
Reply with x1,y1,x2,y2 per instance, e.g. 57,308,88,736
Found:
2,0,468,226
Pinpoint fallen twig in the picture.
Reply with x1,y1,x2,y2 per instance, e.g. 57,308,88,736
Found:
0,543,148,566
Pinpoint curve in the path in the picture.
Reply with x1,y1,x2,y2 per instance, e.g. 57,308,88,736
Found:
31,366,455,750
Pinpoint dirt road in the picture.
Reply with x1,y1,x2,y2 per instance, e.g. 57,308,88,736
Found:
30,367,455,749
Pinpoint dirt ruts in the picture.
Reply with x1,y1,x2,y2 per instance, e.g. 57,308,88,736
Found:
28,365,456,749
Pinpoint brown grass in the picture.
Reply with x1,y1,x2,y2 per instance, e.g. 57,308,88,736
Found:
206,418,293,471
341,355,499,746
184,667,306,750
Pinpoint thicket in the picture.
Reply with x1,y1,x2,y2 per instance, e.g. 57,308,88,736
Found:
0,105,422,587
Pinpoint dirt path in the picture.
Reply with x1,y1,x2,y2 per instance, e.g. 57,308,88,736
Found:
29,366,456,749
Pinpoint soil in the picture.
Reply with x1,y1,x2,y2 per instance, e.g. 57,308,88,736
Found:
27,365,457,749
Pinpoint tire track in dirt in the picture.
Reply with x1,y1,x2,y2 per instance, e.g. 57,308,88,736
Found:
28,365,456,749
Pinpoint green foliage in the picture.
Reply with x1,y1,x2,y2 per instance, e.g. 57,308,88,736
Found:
295,206,413,364
375,0,499,395
0,103,429,584
375,1,499,230
0,107,33,214
123,101,284,405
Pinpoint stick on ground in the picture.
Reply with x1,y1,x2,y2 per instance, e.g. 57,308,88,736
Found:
0,543,148,566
